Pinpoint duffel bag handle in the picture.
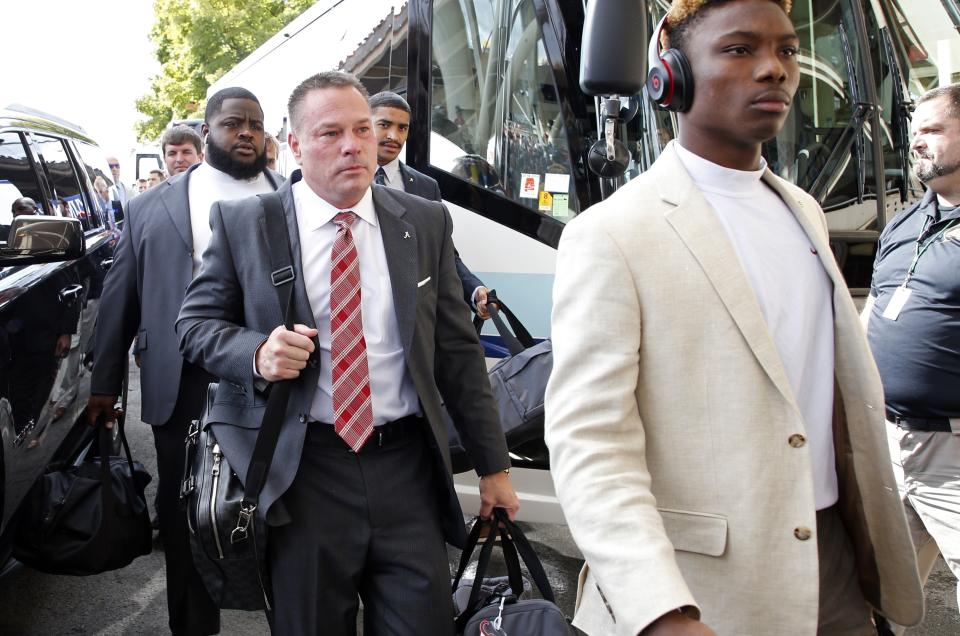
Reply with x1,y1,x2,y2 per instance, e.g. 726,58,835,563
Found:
493,508,556,604
454,513,525,632
452,513,525,598
454,509,557,631
473,291,536,357
96,411,142,520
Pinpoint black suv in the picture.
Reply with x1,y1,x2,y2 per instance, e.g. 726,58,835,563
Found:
0,106,120,572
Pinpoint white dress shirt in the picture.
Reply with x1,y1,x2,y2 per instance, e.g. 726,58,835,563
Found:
378,157,404,190
188,162,273,275
675,142,838,510
293,180,420,426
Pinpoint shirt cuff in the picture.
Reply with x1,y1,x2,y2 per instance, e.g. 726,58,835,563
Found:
470,286,484,309
252,348,269,392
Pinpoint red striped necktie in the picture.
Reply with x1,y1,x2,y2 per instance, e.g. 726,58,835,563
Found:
330,211,374,451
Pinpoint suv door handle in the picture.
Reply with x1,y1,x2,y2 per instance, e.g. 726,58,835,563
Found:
58,284,83,303
100,258,114,270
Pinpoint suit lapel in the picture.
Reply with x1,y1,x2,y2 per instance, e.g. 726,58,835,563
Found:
373,188,418,356
658,146,798,411
398,163,421,197
761,176,863,395
160,164,284,256
761,175,842,292
158,165,197,253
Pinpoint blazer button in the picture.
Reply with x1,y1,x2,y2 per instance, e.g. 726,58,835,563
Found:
788,433,806,448
794,526,812,541
308,357,318,368
299,413,307,423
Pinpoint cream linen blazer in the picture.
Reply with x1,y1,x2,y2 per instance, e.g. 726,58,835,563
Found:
544,143,923,636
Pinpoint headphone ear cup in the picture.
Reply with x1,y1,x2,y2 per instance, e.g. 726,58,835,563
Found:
646,60,672,107
660,49,694,112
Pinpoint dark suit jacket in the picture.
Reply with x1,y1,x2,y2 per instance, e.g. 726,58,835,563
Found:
91,162,283,425
175,173,510,547
398,162,485,305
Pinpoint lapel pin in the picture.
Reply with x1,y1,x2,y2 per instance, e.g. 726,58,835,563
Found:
403,231,411,239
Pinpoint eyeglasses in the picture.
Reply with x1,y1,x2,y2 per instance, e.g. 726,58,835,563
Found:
108,163,119,168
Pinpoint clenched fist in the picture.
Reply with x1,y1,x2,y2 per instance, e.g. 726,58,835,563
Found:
255,324,318,382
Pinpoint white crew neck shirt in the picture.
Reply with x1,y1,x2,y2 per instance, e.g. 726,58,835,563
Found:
674,142,838,510
187,162,273,274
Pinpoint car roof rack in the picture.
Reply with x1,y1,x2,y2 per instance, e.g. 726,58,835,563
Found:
4,104,88,135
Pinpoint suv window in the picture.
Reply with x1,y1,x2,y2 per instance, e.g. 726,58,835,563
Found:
0,132,47,223
74,140,116,222
31,134,96,230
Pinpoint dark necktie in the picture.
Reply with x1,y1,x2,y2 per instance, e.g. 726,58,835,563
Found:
375,167,387,186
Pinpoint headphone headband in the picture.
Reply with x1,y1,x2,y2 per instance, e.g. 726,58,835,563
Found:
649,15,668,74
646,14,693,112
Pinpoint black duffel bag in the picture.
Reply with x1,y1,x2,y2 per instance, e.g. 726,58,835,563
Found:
453,508,574,635
14,414,152,575
179,192,293,611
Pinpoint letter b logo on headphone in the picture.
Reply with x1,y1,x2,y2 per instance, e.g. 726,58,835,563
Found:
647,15,694,112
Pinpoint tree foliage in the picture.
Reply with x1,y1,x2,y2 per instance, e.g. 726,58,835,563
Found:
136,0,315,141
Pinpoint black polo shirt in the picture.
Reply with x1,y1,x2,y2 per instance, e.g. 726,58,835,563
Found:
867,189,960,418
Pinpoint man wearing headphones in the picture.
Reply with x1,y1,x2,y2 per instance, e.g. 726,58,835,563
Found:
545,1,922,634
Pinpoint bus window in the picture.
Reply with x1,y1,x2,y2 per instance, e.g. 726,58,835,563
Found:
877,0,960,95
430,0,579,221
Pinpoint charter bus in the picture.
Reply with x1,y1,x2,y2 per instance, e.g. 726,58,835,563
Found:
210,0,960,522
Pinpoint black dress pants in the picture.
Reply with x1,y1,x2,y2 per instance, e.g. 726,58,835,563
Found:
152,362,220,635
267,421,454,636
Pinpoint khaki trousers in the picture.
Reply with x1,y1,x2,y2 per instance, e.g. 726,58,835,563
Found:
887,421,960,611
817,505,875,635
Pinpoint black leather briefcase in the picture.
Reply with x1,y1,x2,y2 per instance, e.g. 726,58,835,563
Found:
181,383,272,610
178,192,294,611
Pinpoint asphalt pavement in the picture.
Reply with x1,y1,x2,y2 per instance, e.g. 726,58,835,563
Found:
0,360,956,634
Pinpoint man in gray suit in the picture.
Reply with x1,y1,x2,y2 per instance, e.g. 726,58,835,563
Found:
88,87,282,636
369,91,492,319
177,71,518,635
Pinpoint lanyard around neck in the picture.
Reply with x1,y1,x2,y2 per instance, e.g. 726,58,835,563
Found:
903,216,960,286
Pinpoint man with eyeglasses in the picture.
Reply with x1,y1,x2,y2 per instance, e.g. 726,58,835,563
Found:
106,156,134,209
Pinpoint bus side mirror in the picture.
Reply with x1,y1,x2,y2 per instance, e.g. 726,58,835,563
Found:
579,0,649,96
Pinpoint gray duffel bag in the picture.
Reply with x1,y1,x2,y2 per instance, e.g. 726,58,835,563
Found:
453,509,574,635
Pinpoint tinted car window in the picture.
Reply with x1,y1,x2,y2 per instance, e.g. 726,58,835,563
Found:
73,140,116,225
0,132,47,222
31,135,97,230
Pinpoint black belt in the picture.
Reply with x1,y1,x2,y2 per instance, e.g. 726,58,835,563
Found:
307,414,425,449
886,409,952,433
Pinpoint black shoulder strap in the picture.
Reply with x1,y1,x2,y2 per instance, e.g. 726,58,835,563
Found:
237,193,296,528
